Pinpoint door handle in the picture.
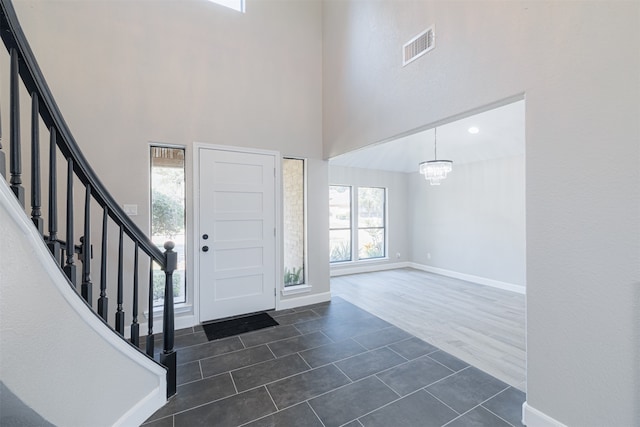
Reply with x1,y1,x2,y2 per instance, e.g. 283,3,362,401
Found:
202,246,209,252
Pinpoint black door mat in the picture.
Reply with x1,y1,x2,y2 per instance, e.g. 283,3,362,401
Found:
202,312,279,341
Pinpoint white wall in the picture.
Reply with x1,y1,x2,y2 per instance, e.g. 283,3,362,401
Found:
10,0,328,323
323,1,640,425
6,0,640,424
329,165,410,274
410,155,526,289
0,180,167,427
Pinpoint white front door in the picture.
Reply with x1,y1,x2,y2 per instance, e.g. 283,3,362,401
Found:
198,147,276,322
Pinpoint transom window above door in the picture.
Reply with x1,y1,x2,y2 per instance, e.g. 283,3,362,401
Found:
206,0,245,13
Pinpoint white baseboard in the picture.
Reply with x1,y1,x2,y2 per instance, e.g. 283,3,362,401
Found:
114,385,167,427
409,263,526,295
278,291,332,310
523,402,567,427
330,261,411,277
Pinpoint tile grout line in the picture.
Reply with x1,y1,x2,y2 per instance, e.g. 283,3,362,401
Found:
479,403,520,427
298,351,313,370
377,382,427,412
317,328,336,344
360,349,454,382
160,377,248,421
384,344,411,361
273,371,374,414
422,387,462,416
239,327,303,349
294,372,399,416
331,361,355,383
425,352,464,373
266,343,278,359
175,338,245,366
292,324,305,335
341,385,443,425
306,401,328,427
440,406,481,426
424,365,471,390
229,371,239,395
373,373,403,398
267,331,336,358
220,360,320,397
263,385,281,411
470,385,516,426
141,414,173,426
439,397,516,427
329,346,378,367
225,354,316,393
197,345,279,378
298,338,368,362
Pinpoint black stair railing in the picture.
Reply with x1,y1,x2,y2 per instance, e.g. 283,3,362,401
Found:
0,0,176,398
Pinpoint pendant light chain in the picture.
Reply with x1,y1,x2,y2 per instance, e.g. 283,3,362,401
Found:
434,127,437,160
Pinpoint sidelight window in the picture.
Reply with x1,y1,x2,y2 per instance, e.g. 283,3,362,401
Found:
150,145,186,305
283,158,306,287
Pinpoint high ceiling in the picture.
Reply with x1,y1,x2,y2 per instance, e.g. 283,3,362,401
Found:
329,100,525,173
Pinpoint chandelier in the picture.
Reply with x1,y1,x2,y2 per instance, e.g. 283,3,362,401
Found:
419,127,453,185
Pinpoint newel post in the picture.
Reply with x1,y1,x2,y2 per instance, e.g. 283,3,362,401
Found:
160,241,177,398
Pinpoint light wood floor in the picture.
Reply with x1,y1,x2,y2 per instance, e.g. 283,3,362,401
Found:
331,268,526,391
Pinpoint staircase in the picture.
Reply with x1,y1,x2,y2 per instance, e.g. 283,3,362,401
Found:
0,0,176,424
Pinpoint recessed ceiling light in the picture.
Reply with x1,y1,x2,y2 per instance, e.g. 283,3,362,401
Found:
468,127,480,134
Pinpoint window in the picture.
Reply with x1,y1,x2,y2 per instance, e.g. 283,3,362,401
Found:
358,187,386,259
206,0,245,13
329,186,352,262
150,146,186,305
283,158,306,287
329,186,387,263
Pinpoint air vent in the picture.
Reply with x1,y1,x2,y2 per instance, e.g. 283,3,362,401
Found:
403,27,435,66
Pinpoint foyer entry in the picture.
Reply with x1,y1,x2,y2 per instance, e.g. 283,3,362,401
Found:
197,146,277,322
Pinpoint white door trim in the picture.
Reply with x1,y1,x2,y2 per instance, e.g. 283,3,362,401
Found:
193,143,282,324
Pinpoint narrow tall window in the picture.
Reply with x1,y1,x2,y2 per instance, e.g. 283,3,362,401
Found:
283,158,306,287
329,185,352,262
357,187,386,259
150,146,186,305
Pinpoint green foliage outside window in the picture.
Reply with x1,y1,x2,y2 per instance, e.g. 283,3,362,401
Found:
152,269,183,305
330,241,351,262
151,189,184,239
284,266,304,286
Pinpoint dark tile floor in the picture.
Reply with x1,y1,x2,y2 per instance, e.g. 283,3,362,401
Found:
143,297,525,427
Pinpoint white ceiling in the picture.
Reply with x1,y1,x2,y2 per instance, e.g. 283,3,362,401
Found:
329,100,525,173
